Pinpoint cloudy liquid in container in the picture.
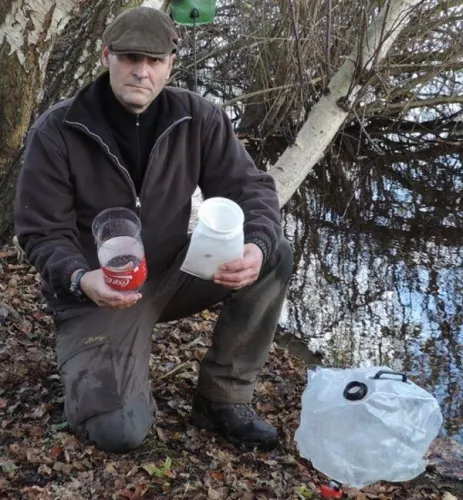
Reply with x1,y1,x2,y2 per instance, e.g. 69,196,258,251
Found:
98,236,147,291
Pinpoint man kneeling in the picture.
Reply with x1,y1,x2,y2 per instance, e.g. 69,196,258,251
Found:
14,6,293,453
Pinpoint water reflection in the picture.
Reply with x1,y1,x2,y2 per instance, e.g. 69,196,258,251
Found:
280,159,463,444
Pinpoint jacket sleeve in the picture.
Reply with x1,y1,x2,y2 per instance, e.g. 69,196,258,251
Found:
199,105,282,261
14,124,91,296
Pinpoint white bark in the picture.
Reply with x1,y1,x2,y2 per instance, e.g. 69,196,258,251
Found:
0,0,76,68
142,0,165,9
269,0,422,207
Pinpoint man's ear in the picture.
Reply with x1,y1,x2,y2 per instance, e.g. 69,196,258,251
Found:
168,53,176,74
102,46,110,68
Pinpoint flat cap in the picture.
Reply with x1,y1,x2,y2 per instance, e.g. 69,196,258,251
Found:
103,7,178,58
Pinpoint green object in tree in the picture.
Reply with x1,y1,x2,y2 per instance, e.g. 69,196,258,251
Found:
170,0,216,26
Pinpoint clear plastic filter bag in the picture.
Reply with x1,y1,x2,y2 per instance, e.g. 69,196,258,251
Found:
295,366,443,488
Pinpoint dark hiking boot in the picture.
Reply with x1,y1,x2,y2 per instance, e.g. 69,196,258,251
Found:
189,392,278,450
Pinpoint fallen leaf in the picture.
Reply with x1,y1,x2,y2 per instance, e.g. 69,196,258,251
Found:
241,494,255,500
19,486,50,498
117,489,134,499
8,276,18,288
426,437,463,481
9,443,21,455
201,310,215,321
295,485,314,498
208,486,226,499
257,402,274,413
38,464,52,476
26,425,44,437
51,421,69,433
0,459,17,474
156,426,167,442
31,405,48,418
1,419,11,429
105,462,118,474
210,470,224,481
49,446,62,460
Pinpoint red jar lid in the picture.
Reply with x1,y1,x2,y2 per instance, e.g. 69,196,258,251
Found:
320,483,343,499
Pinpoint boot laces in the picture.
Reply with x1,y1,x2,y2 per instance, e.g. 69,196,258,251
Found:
235,404,258,423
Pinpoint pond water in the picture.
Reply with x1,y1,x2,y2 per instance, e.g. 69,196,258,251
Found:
279,159,463,444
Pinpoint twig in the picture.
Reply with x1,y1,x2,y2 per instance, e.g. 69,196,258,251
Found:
222,80,321,108
288,0,305,105
184,335,205,349
352,108,385,155
325,0,332,80
158,361,193,380
12,235,25,264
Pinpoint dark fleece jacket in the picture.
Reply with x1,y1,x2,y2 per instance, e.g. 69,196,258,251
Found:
14,73,282,301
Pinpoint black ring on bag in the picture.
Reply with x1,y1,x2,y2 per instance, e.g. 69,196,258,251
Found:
343,381,368,401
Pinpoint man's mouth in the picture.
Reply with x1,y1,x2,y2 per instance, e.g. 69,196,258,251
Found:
127,84,149,90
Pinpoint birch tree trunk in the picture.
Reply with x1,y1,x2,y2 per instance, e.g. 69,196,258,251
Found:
142,0,167,9
269,0,422,207
0,0,77,169
0,0,78,240
0,0,144,241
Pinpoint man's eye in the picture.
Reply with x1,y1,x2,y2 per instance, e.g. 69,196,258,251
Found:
124,55,139,63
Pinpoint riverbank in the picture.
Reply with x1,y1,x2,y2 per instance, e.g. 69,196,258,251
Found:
0,244,461,499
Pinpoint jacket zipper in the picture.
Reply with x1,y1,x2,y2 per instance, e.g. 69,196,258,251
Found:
139,117,191,202
65,120,142,215
136,114,140,190
65,116,191,215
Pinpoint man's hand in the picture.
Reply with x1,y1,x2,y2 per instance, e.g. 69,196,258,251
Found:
79,269,142,308
213,243,263,289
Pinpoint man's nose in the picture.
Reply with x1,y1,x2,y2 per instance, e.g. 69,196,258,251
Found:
133,59,149,79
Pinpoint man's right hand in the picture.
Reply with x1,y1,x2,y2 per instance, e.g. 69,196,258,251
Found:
78,269,142,308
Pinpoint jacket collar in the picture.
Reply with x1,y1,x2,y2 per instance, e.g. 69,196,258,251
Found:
101,77,160,127
64,71,191,142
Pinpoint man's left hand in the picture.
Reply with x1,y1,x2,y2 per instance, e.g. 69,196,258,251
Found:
213,243,263,289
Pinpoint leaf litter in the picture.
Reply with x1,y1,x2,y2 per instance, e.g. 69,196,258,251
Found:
0,244,461,499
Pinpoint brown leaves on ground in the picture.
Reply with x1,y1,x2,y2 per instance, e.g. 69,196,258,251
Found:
0,245,461,499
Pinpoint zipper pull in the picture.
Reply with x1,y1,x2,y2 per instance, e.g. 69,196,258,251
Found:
135,197,141,209
136,115,140,127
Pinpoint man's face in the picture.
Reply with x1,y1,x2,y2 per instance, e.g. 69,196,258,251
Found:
102,46,175,113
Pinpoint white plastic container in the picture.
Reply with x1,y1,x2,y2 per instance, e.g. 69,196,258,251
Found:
295,366,443,488
181,197,244,280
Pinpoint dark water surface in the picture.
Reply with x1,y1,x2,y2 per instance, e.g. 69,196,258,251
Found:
280,158,463,443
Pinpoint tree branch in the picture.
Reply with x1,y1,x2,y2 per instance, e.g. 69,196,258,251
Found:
368,95,463,114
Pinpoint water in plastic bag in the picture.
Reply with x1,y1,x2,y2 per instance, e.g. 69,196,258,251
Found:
294,366,443,488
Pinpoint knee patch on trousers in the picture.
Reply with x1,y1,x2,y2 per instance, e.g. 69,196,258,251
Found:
82,393,154,453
